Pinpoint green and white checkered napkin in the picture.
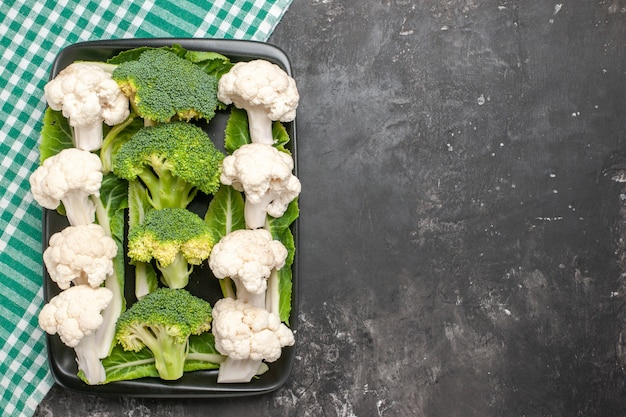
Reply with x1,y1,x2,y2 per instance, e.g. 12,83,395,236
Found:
0,1,292,415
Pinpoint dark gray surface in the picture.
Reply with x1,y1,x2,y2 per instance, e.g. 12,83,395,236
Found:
35,0,626,416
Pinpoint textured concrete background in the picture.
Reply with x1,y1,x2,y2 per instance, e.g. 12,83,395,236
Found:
35,0,626,416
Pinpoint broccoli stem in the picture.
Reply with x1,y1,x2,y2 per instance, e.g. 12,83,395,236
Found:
100,114,136,174
75,334,107,384
132,324,188,380
158,251,193,289
138,167,196,209
134,261,158,299
219,277,236,299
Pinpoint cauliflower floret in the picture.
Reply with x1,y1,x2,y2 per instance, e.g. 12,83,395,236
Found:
43,223,118,290
209,229,287,307
39,285,113,347
218,59,299,145
38,285,113,384
212,297,294,383
29,148,103,226
220,143,301,229
44,62,130,151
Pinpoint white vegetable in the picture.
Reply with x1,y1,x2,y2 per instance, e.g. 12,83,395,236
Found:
43,223,117,290
218,59,299,145
212,297,294,383
44,62,130,151
220,143,301,229
38,285,113,384
29,148,103,226
209,228,288,308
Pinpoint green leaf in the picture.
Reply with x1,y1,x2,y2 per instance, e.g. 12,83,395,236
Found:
85,333,223,384
266,199,299,323
184,50,233,80
39,108,73,163
101,115,143,174
95,173,129,279
204,184,246,243
272,119,292,154
128,180,158,298
185,333,224,372
276,263,293,324
95,172,128,274
107,45,186,65
79,344,159,384
92,173,128,355
224,107,251,154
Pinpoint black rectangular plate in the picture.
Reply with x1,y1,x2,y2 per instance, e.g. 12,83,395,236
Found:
42,38,298,397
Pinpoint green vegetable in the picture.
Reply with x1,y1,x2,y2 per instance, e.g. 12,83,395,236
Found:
183,49,233,80
115,288,213,380
204,184,246,245
91,173,128,357
128,207,214,289
111,48,219,123
81,332,223,384
128,180,159,299
113,121,224,209
265,198,298,324
183,333,225,372
39,108,73,163
99,113,143,174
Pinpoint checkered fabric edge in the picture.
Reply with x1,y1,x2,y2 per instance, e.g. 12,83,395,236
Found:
0,0,292,415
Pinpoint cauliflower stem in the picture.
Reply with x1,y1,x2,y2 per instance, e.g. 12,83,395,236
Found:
217,357,264,384
74,334,107,385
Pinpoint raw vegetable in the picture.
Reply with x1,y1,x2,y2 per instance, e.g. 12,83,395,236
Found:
127,207,214,289
211,297,294,383
217,59,299,145
208,228,287,308
265,199,298,322
43,223,117,290
83,332,224,384
92,173,128,358
113,121,224,209
221,142,301,229
128,180,159,299
111,48,219,123
43,62,130,151
29,147,103,226
33,44,299,386
114,288,213,380
38,285,114,384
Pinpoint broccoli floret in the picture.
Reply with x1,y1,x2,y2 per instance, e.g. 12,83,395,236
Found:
128,207,214,289
115,288,212,380
111,49,219,123
112,121,224,209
